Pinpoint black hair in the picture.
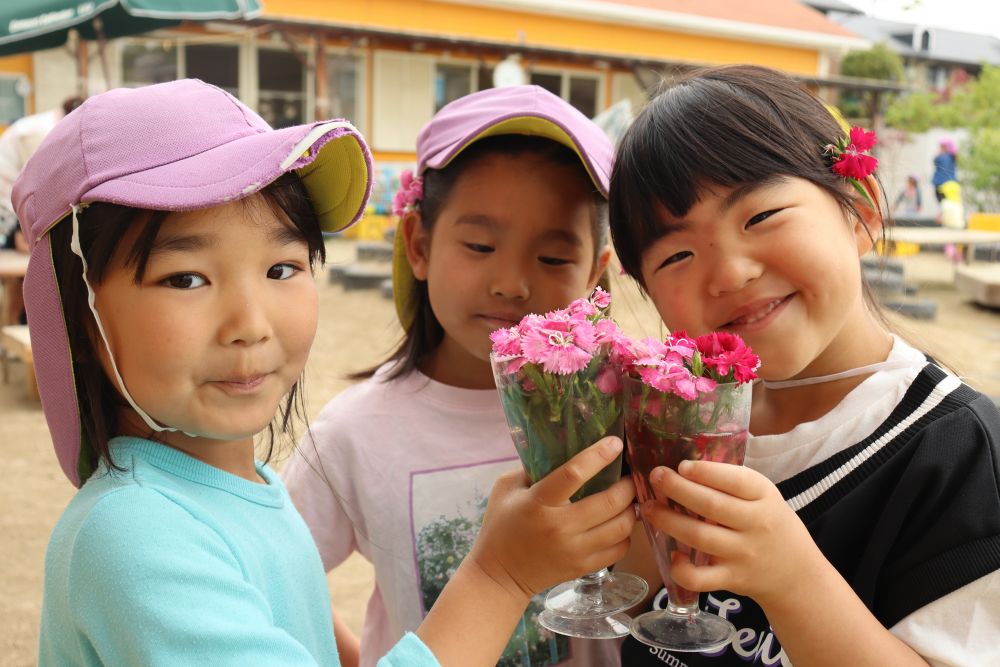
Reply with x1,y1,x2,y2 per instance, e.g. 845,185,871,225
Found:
49,172,324,482
609,65,886,296
355,133,610,381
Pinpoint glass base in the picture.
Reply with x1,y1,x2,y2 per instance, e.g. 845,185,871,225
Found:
544,571,648,618
538,609,632,639
630,609,735,652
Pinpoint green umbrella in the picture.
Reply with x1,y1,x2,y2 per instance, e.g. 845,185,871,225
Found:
0,0,263,56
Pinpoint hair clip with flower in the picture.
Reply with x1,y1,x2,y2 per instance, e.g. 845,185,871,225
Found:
824,126,878,209
392,169,423,217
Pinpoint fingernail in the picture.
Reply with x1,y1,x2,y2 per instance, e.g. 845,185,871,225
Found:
650,467,665,484
632,503,641,519
602,437,623,458
678,460,694,476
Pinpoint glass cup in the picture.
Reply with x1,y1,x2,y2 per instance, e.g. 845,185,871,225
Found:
624,377,752,652
491,352,648,639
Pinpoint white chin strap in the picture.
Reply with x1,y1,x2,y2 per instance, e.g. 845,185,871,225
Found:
70,205,178,435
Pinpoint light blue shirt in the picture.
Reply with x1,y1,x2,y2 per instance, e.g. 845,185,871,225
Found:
39,437,439,666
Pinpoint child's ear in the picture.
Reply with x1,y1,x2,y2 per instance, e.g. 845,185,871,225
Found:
588,245,613,289
401,212,431,281
853,177,884,257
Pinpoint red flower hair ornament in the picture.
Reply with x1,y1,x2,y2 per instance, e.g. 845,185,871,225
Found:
824,126,878,209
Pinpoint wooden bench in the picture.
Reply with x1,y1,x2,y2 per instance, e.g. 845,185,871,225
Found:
955,264,1000,308
1,324,37,400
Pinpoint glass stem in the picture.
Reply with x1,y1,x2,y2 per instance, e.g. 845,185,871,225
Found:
573,567,611,604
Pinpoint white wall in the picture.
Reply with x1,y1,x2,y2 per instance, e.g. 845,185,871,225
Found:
878,127,969,218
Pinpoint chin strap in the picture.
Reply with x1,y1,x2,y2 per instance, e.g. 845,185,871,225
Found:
761,359,914,390
70,204,180,435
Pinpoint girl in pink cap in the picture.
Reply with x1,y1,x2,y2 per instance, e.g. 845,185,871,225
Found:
14,79,636,667
283,85,637,666
608,65,999,665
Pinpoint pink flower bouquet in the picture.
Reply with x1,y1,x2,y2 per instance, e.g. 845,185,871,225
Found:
489,287,627,502
622,331,760,651
490,287,649,639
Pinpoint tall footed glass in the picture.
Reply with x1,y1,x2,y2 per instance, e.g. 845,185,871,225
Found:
624,377,752,652
491,351,648,639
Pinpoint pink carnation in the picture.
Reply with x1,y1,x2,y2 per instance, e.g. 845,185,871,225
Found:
490,327,523,360
591,286,611,309
695,331,761,383
391,169,423,217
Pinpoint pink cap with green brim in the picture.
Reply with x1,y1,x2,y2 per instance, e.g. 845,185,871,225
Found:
12,78,373,487
393,85,614,328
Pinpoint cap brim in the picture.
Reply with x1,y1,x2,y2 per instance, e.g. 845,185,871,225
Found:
422,116,609,197
392,222,417,328
23,238,84,486
85,121,371,233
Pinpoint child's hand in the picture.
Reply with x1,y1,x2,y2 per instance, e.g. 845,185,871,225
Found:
469,437,637,604
641,461,825,609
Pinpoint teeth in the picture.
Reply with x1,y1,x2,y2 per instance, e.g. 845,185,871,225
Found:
735,299,781,325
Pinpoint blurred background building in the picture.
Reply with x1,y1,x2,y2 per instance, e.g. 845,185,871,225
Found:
0,0,869,212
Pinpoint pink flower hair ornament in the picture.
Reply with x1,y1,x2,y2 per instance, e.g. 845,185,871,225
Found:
824,126,879,209
391,169,423,217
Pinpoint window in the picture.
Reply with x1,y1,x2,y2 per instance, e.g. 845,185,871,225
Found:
0,76,28,126
477,65,494,91
186,44,239,96
121,40,237,94
435,63,472,111
568,76,599,117
530,72,561,97
530,70,602,117
258,48,306,128
121,42,178,87
327,53,362,127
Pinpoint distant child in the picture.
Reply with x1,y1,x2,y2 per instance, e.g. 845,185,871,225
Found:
893,174,922,216
15,79,636,667
931,137,958,202
608,65,1000,665
283,85,626,666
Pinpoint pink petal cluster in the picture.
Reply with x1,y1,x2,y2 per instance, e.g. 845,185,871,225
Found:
830,126,878,180
391,169,424,217
695,332,762,384
489,288,624,378
626,331,759,399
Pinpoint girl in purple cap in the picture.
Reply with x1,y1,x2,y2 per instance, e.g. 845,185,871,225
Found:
283,85,633,666
608,65,1000,665
14,80,636,667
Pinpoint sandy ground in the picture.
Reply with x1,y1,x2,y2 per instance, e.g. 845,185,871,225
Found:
2,238,998,666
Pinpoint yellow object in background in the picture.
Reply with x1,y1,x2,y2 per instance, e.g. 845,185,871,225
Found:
875,239,920,257
341,210,393,241
968,212,1000,232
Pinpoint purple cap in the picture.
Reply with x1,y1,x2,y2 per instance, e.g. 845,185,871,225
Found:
12,79,373,487
394,85,614,326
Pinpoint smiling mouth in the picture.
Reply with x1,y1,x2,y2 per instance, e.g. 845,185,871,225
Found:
212,374,270,394
724,295,792,328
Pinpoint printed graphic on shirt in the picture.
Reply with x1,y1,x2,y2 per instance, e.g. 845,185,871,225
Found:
411,458,571,666
621,587,789,666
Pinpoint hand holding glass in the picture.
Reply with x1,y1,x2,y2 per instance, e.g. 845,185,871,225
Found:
624,378,752,652
491,352,648,639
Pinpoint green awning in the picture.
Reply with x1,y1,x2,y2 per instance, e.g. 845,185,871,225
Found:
0,0,263,56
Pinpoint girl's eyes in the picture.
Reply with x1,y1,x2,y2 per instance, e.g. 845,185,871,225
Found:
464,243,493,254
162,273,206,289
746,209,780,228
161,263,299,288
539,256,572,266
657,250,692,270
266,263,299,280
